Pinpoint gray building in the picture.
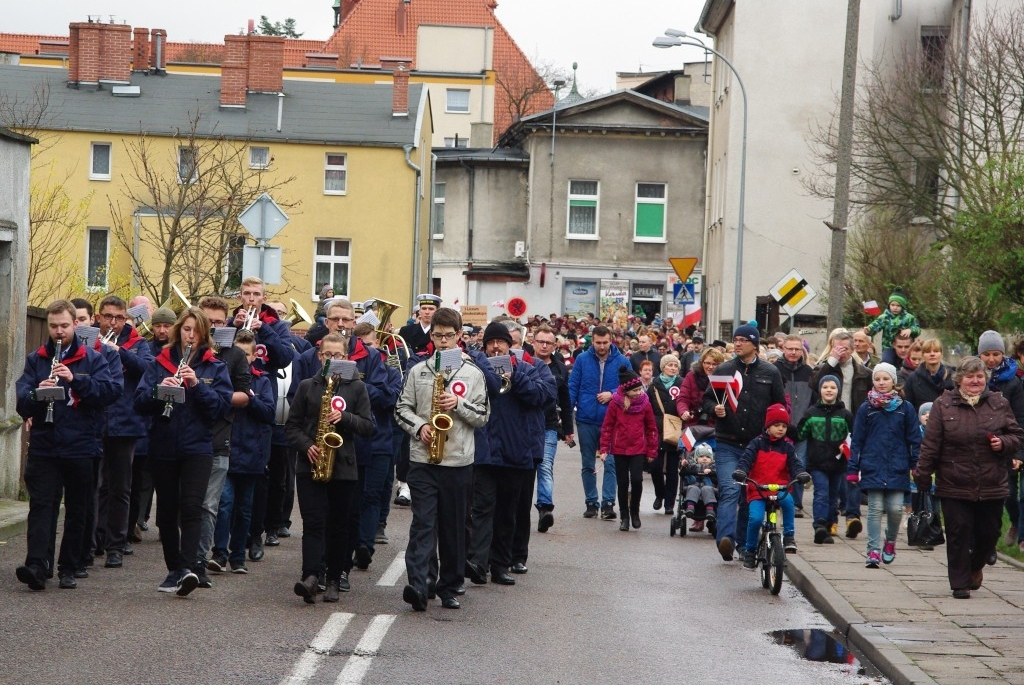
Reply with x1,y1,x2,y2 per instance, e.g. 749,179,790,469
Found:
431,89,708,323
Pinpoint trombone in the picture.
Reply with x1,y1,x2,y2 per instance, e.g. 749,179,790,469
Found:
368,297,411,376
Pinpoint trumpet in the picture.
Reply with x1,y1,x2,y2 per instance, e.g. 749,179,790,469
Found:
43,339,63,424
99,327,118,345
162,343,193,418
241,307,258,332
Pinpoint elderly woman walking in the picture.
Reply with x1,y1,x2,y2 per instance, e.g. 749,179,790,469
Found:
914,356,1024,599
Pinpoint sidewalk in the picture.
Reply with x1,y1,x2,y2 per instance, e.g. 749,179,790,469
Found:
788,513,1024,685
0,497,30,542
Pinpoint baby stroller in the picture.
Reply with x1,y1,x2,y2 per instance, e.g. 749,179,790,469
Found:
670,430,717,538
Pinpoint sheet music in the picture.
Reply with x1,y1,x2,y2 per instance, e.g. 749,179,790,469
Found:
75,325,100,347
510,348,525,362
328,359,359,380
211,327,238,349
357,311,380,327
127,303,151,321
438,347,463,373
487,354,513,376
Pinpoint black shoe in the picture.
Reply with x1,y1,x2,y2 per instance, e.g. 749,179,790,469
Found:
440,596,460,609
195,572,213,589
814,526,827,544
538,509,554,533
58,574,77,589
987,551,998,566
230,561,248,574
490,570,516,586
600,505,617,521
16,565,46,592
176,571,199,597
653,497,663,511
784,536,797,553
427,581,437,599
354,545,372,570
123,543,134,556
631,512,641,529
511,562,528,574
742,551,757,570
248,538,265,561
845,518,862,539
294,575,317,604
277,526,291,538
464,561,488,585
264,534,280,547
207,554,228,573
403,584,427,611
823,534,835,544
338,571,351,592
953,588,971,599
583,503,599,519
324,581,340,603
73,568,89,579
139,521,150,532
454,584,466,596
619,519,629,532
795,508,805,519
104,551,123,569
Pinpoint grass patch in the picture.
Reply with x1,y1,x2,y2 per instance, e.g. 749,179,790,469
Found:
997,510,1024,561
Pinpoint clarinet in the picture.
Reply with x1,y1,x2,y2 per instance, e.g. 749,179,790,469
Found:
43,339,62,424
162,343,193,418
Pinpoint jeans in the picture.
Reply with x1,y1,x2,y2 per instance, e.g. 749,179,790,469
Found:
536,429,558,509
214,473,258,564
152,455,213,573
578,421,617,507
865,489,904,554
745,495,795,553
196,453,229,563
359,452,395,551
840,478,862,519
713,442,749,548
811,470,843,527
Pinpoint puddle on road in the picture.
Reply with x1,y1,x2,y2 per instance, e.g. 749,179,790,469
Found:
770,629,886,681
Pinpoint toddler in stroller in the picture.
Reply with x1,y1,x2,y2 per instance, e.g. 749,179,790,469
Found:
671,442,718,537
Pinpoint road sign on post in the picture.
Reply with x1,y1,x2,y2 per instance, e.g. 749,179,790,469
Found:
769,269,816,317
238,193,289,284
669,257,698,282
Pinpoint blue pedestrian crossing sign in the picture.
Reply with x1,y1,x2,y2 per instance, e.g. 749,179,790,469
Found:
672,282,695,305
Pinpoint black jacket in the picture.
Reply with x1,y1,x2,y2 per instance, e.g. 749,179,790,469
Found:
286,373,375,481
544,355,575,437
902,363,954,411
702,356,785,448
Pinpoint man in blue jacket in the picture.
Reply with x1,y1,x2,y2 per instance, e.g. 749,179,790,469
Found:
16,300,120,591
568,325,632,520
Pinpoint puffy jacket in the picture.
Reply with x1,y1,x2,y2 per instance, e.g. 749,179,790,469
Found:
677,367,713,428
797,401,854,474
481,356,554,469
228,369,275,474
568,344,632,426
737,433,803,503
848,398,920,491
286,373,375,481
17,336,121,459
212,344,252,455
544,355,575,436
866,309,921,349
774,359,814,425
102,325,154,438
134,345,233,458
902,363,955,411
599,390,658,459
701,356,786,448
916,389,1024,501
395,352,490,467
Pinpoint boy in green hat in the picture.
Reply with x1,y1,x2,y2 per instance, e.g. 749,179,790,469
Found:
864,287,921,366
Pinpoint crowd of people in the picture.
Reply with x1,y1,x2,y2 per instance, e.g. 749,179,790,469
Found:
15,284,1024,605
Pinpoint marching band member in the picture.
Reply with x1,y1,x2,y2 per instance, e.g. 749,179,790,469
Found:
232,276,295,378
286,333,374,603
134,307,232,597
15,300,119,591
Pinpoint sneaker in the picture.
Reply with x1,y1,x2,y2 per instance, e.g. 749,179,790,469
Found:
846,518,862,539
882,540,896,564
829,523,838,536
704,507,716,521
158,571,181,593
139,521,150,532
583,503,599,519
865,550,881,569
338,570,351,592
600,505,617,521
176,571,199,596
742,550,757,570
784,536,797,553
718,537,735,561
207,554,228,573
230,561,248,574
684,504,696,519
354,545,372,570
196,571,213,589
375,524,389,545
814,526,827,544
394,483,411,506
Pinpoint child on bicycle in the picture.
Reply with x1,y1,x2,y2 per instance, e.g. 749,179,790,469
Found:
681,443,718,522
732,404,808,569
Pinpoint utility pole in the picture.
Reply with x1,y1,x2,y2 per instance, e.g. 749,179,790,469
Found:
826,0,861,331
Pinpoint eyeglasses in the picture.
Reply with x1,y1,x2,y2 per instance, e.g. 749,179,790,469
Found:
534,339,555,346
327,316,356,324
101,314,127,322
274,310,287,318
321,353,347,360
431,332,458,340
208,319,227,327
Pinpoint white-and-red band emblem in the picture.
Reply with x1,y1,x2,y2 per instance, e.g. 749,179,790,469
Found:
450,380,467,397
669,386,681,399
255,344,268,362
331,396,346,412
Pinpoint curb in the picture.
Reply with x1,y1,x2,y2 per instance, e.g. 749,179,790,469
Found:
0,502,31,543
786,553,938,685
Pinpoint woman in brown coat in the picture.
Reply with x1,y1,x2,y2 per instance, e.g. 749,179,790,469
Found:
915,356,1024,599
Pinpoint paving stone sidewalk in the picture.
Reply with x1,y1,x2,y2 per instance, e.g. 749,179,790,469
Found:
787,512,1024,685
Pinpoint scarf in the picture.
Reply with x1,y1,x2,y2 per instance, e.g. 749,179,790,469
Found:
989,358,1018,388
658,373,677,389
959,389,981,406
867,389,902,411
694,370,710,393
613,388,651,414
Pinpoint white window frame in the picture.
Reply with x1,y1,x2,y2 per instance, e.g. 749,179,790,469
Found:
445,88,471,114
312,238,351,299
633,182,668,243
566,180,600,240
89,142,112,181
324,153,347,195
177,146,198,184
85,227,109,291
432,182,446,239
249,145,270,170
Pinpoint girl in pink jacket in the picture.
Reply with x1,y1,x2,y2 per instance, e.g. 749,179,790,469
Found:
600,369,659,532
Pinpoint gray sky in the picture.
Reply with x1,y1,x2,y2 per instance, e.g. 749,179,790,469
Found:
4,0,707,91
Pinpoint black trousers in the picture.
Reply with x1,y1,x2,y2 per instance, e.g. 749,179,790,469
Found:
940,497,1003,590
406,461,472,600
511,467,537,565
650,445,681,510
468,464,532,571
396,434,411,483
97,436,137,553
152,456,213,573
80,456,101,565
25,456,93,576
128,450,154,531
264,443,296,532
616,454,646,518
295,473,356,581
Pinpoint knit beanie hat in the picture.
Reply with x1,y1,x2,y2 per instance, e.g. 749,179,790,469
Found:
818,374,841,393
764,403,790,429
660,353,680,371
918,401,933,418
873,362,899,385
319,284,334,299
618,368,643,393
978,330,1005,355
733,324,760,347
482,321,513,346
151,307,177,325
888,287,908,308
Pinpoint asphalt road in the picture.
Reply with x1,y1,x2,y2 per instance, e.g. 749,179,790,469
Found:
0,444,884,685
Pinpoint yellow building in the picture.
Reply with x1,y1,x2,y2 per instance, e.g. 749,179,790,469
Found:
3,28,433,318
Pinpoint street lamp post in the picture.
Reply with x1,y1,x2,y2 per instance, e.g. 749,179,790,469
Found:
654,31,748,332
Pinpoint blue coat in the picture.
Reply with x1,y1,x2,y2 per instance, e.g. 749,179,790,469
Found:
849,399,921,491
16,336,121,459
229,368,275,474
134,345,233,458
102,325,154,438
568,344,632,426
479,355,555,469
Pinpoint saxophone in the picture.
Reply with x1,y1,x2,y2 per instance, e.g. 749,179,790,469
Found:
312,365,344,483
427,352,454,464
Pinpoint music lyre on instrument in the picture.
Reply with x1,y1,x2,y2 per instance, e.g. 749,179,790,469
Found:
157,343,192,418
37,338,66,424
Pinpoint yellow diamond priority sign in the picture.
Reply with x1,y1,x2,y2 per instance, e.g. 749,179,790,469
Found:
769,269,816,317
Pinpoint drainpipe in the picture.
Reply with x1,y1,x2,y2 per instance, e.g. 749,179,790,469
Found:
460,158,476,263
428,152,437,285
404,144,422,305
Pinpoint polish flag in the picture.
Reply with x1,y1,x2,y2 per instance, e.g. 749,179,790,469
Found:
680,427,697,452
863,300,882,316
683,302,702,328
725,370,743,411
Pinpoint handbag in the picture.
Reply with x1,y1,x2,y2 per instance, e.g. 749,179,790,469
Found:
907,490,945,547
653,386,683,446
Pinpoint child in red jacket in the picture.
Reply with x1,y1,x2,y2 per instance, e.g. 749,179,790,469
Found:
600,369,659,532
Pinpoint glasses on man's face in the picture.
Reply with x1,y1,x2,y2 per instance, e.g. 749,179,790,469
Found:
101,314,127,323
274,310,287,318
209,319,227,327
322,353,347,360
534,339,555,346
431,332,457,341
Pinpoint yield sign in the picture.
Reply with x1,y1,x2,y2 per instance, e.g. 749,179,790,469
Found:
669,257,698,282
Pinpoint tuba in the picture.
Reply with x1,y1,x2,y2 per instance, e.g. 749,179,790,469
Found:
312,361,344,483
427,352,453,464
369,297,411,376
137,284,191,340
286,298,313,328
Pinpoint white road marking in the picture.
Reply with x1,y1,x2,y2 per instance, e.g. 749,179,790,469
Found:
376,551,406,586
334,615,398,685
278,612,354,685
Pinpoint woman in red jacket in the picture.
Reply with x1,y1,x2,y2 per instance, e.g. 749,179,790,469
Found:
600,370,659,532
677,347,725,428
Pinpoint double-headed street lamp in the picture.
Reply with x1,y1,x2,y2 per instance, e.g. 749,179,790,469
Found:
654,29,748,332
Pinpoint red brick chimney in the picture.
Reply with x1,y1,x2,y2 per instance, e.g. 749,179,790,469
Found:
393,65,409,117
68,22,101,89
220,34,284,108
97,24,131,83
150,28,167,73
132,27,150,72
221,35,249,107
